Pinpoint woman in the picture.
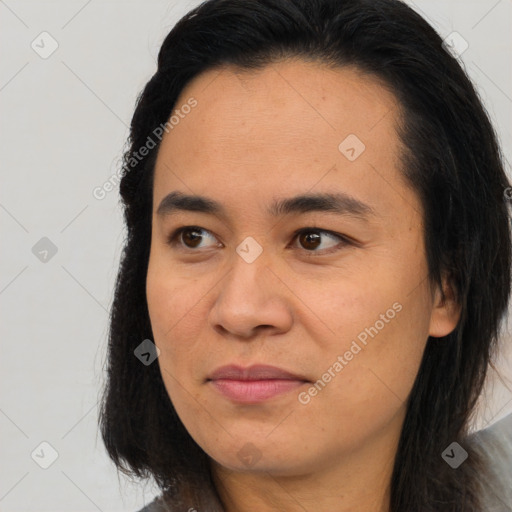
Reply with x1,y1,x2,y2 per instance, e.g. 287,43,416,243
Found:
99,0,512,510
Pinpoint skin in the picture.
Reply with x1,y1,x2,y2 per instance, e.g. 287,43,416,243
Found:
146,59,460,512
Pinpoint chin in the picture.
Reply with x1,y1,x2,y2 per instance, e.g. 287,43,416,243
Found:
203,436,316,477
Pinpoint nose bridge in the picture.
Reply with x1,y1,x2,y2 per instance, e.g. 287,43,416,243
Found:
209,241,292,337
221,241,271,306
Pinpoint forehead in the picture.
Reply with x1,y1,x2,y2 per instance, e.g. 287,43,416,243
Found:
152,59,413,219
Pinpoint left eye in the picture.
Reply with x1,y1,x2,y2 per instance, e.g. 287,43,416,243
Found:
292,228,348,253
167,226,350,254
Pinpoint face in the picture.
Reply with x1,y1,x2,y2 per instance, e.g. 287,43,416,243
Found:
146,59,459,477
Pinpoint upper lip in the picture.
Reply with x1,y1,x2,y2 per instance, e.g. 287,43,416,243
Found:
208,364,308,381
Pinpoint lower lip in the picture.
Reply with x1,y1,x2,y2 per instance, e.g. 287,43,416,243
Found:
210,379,305,403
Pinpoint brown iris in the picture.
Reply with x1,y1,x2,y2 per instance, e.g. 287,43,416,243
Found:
298,231,321,251
181,228,204,248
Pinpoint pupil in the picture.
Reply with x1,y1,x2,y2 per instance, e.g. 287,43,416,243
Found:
184,229,201,248
302,232,320,250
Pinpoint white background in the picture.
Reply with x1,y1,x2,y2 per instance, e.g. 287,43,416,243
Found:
1,1,511,510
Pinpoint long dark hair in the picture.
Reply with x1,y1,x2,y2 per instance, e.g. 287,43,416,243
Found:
99,1,512,510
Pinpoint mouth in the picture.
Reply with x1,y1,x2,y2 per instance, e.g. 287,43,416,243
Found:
207,364,309,403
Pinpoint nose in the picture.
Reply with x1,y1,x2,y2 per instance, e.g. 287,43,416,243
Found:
208,249,294,339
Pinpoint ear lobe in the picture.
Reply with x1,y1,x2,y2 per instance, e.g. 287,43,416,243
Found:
428,275,461,338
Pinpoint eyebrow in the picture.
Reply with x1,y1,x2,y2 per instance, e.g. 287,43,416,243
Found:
156,191,376,220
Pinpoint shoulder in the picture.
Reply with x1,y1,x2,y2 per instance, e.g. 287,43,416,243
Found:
466,412,512,511
136,495,173,512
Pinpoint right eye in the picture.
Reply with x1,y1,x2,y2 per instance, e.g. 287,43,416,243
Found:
166,226,222,251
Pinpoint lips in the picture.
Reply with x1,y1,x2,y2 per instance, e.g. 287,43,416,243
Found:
207,364,309,403
207,364,308,382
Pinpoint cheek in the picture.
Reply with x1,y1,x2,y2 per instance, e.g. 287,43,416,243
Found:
146,254,203,342
146,263,175,342
294,304,429,464
304,264,432,418
146,256,214,390
341,300,429,409
146,267,204,427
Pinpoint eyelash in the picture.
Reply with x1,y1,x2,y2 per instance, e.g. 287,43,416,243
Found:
166,226,353,256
